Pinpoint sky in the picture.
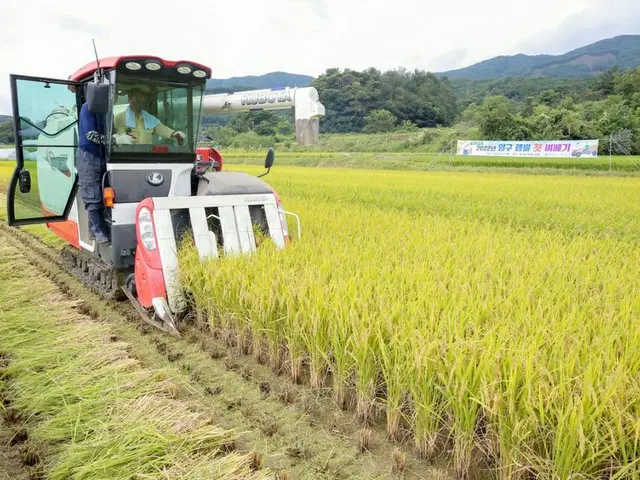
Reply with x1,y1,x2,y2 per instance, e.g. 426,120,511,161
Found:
0,0,638,115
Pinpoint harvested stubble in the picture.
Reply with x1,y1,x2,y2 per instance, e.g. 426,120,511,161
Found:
0,246,274,480
178,167,640,480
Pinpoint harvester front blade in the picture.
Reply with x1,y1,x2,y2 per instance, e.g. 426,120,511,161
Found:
121,286,181,337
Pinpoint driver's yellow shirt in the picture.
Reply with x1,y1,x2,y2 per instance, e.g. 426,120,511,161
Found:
113,110,175,144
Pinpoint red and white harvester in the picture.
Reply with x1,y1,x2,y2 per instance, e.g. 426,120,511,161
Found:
5,55,324,335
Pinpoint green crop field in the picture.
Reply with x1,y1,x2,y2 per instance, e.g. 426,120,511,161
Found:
0,161,13,191
219,150,640,175
179,164,640,479
0,160,50,221
1,155,640,479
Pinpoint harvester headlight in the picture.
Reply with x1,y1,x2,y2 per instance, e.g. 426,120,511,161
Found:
177,65,192,74
193,69,207,78
138,207,157,251
145,61,162,71
125,61,142,71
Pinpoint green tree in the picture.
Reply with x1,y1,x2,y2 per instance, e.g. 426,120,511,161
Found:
475,96,530,140
613,66,640,97
363,109,396,133
536,89,563,107
0,119,14,144
227,111,281,134
276,120,294,136
312,67,457,133
452,66,640,153
525,105,582,139
381,69,457,128
312,67,382,133
395,119,420,132
594,66,620,96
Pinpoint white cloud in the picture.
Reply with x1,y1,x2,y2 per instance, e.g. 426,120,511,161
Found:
0,0,638,114
516,0,639,54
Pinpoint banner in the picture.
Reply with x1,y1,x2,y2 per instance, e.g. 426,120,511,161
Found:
457,140,599,158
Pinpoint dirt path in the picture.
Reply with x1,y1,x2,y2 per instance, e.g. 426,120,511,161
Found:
0,214,454,479
0,321,34,480
0,407,29,480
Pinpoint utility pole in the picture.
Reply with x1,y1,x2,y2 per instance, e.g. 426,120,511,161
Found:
609,135,612,176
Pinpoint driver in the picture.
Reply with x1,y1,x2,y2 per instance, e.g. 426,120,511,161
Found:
112,88,185,145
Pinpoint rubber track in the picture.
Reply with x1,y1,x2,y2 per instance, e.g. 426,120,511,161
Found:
59,246,128,301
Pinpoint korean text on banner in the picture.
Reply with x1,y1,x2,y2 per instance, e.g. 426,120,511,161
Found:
457,140,599,158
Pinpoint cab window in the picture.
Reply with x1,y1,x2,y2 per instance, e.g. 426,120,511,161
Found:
111,74,203,154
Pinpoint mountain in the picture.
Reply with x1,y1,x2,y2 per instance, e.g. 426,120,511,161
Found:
206,71,315,93
441,35,640,80
0,115,10,122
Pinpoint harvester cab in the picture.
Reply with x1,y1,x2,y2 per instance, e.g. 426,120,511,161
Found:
5,56,300,336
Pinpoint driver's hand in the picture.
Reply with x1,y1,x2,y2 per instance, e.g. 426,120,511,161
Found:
113,134,134,145
172,131,186,145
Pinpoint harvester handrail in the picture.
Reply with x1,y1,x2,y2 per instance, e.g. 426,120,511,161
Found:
278,209,301,240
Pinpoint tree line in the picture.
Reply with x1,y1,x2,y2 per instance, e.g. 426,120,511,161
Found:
311,67,458,132
307,65,640,151
457,66,640,153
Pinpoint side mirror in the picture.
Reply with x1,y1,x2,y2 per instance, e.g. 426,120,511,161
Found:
258,148,275,178
264,147,275,169
86,81,111,114
18,169,31,193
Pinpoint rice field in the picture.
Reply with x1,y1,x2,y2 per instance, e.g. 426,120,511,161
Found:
1,154,640,479
178,165,640,480
219,151,640,174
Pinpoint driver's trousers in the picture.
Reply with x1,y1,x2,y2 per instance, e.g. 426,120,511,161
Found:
76,148,106,212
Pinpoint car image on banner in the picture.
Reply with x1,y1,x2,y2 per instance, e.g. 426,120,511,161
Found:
457,140,599,158
571,143,598,157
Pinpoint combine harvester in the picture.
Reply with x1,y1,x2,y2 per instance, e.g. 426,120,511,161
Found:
5,55,325,335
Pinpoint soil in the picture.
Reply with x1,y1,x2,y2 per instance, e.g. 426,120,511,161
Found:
0,420,28,480
0,357,38,480
0,419,29,480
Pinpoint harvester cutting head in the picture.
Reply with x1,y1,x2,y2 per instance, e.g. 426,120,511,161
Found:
5,55,301,336
133,163,300,334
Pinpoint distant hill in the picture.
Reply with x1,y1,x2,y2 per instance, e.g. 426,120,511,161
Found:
0,115,11,123
441,35,640,79
206,71,315,93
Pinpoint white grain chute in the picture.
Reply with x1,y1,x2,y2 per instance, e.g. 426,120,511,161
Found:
202,87,325,145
